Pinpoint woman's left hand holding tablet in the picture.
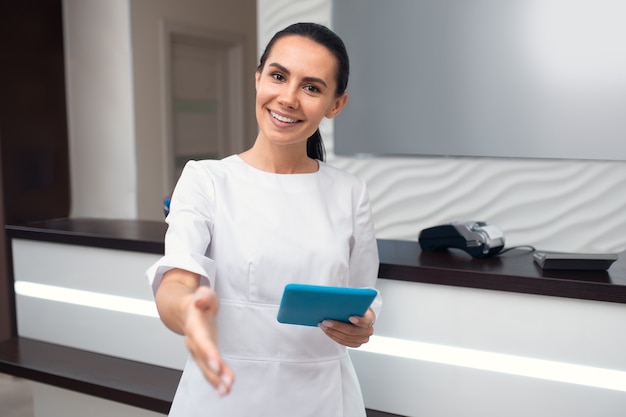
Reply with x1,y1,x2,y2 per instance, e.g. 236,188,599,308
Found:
318,308,376,348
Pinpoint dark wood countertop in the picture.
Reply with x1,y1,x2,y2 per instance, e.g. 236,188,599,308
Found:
6,217,166,254
378,239,626,304
6,217,626,303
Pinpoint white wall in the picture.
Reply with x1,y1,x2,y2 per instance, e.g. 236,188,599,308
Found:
63,0,137,219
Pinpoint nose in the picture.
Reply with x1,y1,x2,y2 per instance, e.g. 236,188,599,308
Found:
278,85,298,109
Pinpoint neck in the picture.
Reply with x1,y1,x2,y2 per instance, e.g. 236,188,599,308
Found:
239,141,318,174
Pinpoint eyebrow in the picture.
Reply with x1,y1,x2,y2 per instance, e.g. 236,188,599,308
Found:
268,62,328,88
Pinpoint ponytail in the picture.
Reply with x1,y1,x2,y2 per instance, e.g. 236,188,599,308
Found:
306,129,326,161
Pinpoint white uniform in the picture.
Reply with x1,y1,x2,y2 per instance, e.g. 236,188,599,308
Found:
146,155,381,417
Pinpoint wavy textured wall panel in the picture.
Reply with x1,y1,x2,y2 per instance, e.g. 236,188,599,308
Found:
329,155,626,252
258,0,626,253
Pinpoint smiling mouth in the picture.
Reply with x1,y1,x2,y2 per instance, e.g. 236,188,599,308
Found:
271,111,300,124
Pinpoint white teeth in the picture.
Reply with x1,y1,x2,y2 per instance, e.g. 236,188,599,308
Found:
271,111,299,123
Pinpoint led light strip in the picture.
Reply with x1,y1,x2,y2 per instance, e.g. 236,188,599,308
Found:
14,281,159,318
354,335,626,392
15,280,626,392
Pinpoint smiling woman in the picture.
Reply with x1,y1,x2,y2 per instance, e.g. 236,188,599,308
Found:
145,22,381,417
245,23,350,172
247,34,348,173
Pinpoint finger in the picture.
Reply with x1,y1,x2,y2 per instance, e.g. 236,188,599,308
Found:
348,315,375,329
193,286,219,314
187,328,234,394
184,313,222,387
365,307,376,323
185,335,222,387
204,352,233,395
321,319,374,337
216,364,236,396
318,320,372,347
322,328,370,348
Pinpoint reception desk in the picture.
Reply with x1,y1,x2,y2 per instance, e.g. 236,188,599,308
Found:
2,218,626,417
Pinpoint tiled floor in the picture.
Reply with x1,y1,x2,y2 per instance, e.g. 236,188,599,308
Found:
0,373,34,417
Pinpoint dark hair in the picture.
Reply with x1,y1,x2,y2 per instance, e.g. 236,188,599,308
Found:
257,22,350,162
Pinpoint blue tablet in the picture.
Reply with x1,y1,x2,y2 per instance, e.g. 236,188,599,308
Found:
277,283,377,327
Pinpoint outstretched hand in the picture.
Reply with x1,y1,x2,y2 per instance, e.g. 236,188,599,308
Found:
184,286,235,396
318,308,376,348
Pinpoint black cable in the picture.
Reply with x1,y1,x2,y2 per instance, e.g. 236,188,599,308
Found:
498,245,536,255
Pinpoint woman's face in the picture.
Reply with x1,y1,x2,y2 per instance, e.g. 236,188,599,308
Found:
255,35,347,150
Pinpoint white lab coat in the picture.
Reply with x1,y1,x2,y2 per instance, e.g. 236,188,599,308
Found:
146,155,381,417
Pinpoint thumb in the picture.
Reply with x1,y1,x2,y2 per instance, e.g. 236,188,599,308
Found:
193,286,219,314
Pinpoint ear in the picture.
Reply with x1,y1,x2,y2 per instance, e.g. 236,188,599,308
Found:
325,93,348,119
255,70,261,90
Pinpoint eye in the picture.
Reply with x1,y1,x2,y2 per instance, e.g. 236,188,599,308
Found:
304,84,321,93
271,72,285,82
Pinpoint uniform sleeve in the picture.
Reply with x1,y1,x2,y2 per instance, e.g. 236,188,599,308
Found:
349,178,382,318
145,160,217,294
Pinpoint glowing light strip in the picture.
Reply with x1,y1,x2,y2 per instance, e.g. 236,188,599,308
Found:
14,281,159,318
354,335,626,392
